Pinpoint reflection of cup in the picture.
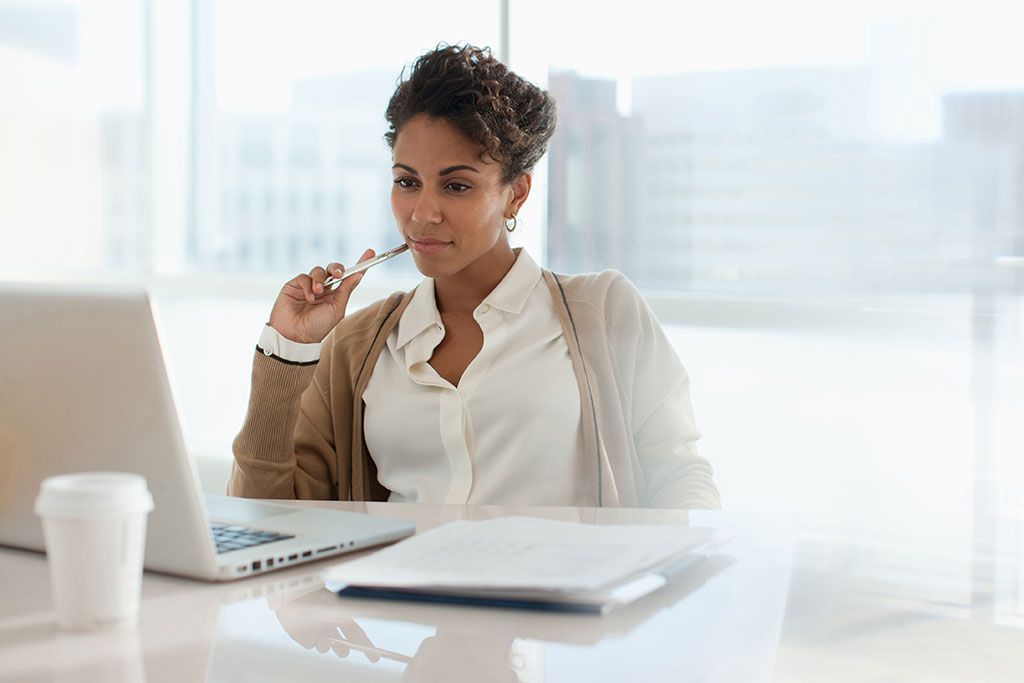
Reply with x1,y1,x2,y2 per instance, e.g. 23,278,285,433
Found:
54,628,148,683
34,472,154,631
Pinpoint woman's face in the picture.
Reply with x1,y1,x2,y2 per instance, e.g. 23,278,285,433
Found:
390,115,528,284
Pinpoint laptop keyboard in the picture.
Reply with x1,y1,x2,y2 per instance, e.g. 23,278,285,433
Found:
210,523,295,554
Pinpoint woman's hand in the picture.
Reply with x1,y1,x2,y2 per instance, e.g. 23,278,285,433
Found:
268,249,376,344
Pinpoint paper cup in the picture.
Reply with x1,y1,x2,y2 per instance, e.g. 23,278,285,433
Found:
35,472,154,631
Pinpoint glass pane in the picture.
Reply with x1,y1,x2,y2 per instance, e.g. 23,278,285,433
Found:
0,0,146,276
511,0,1024,297
190,0,501,279
512,0,1024,616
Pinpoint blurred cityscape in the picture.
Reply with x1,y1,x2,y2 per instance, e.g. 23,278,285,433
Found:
547,70,1024,295
3,5,1023,297
100,60,1024,297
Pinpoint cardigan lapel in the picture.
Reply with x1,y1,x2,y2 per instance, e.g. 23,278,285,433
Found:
541,270,623,507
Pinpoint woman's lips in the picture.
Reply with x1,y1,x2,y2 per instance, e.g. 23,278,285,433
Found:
409,238,451,255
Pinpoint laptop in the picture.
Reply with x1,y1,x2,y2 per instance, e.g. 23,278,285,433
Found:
0,283,415,581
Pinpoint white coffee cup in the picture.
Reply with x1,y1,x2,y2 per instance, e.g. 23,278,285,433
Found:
34,472,155,631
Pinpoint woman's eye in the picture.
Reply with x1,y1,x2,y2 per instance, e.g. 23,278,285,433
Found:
393,178,417,189
447,182,470,193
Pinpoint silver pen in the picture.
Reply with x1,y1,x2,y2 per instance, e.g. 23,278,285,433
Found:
323,244,410,289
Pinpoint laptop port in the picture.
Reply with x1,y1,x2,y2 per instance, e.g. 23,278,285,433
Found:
302,551,312,558
266,558,274,568
288,554,298,561
316,545,337,554
252,560,261,571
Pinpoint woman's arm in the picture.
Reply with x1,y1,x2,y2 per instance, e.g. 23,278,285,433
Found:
607,275,721,509
227,252,375,499
228,351,329,499
633,374,721,509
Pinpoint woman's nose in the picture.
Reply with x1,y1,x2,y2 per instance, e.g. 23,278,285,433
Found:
411,190,442,225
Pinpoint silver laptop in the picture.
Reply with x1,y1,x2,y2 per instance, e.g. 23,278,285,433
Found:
0,283,415,581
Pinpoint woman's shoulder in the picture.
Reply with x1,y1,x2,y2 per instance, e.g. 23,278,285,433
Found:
546,268,644,311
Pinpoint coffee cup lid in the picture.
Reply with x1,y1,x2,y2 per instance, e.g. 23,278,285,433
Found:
35,472,155,518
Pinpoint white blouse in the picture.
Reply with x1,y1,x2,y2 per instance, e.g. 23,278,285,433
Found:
360,250,587,505
258,249,712,508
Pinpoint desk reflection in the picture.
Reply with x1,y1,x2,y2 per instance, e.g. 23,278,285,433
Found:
1,506,798,683
273,587,531,682
259,552,736,682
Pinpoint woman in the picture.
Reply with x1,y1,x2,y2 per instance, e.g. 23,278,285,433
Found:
228,45,720,509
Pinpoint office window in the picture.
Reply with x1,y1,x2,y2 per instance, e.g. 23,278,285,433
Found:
190,0,501,279
512,0,1024,620
514,1,1024,296
0,0,146,275
3,1,1022,627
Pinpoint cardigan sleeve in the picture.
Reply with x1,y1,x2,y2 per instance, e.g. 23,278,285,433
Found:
633,375,721,509
227,349,338,500
227,295,405,501
605,275,721,509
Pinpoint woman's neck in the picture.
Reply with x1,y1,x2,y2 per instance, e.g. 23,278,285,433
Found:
433,246,517,315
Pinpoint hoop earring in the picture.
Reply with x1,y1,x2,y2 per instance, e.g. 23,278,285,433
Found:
505,214,518,233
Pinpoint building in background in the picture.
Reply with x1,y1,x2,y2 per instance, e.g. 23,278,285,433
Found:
941,91,1024,294
98,110,147,269
630,66,956,295
546,72,644,279
541,25,1022,296
93,65,1024,295
186,69,404,276
0,4,107,274
16,4,1020,296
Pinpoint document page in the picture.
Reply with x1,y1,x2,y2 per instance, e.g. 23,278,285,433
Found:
325,516,714,594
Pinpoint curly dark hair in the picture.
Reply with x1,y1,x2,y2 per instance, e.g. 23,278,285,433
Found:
384,44,557,184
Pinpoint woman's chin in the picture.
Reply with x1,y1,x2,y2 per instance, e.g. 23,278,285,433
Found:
410,255,450,280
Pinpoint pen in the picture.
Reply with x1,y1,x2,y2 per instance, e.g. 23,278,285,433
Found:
325,637,413,664
323,244,410,288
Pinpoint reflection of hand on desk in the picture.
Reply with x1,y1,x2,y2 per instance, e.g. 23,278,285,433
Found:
269,586,528,682
326,621,385,662
402,631,521,683
272,590,381,661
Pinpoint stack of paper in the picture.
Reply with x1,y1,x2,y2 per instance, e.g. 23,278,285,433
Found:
324,516,719,614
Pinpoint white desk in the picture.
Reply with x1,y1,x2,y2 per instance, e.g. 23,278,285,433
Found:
1,502,1022,682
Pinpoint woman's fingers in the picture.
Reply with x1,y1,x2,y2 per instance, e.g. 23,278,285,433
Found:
287,250,378,306
290,273,315,303
308,266,328,297
325,262,344,280
268,251,376,343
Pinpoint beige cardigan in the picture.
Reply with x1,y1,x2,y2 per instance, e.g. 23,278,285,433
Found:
228,269,720,509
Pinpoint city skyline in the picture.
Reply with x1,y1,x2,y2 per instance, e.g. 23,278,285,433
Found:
3,3,1022,298
87,60,1024,299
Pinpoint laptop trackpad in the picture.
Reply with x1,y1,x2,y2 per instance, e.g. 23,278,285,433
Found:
206,498,296,524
